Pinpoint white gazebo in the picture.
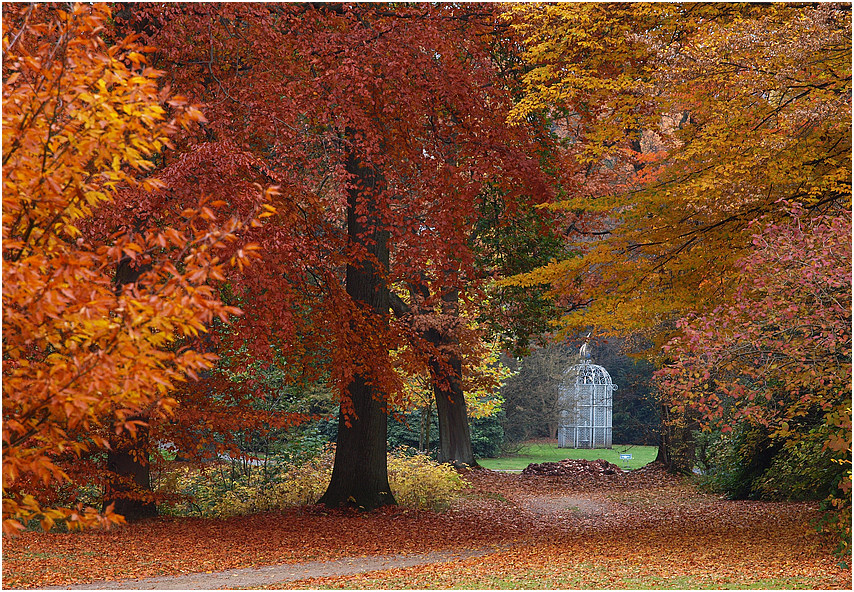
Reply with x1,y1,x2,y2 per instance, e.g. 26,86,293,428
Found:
557,341,616,449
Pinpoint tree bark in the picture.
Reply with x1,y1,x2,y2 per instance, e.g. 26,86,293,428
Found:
655,402,697,474
318,136,395,510
419,401,432,452
103,425,157,520
103,255,157,520
429,290,477,468
431,352,475,467
320,375,395,509
389,287,477,467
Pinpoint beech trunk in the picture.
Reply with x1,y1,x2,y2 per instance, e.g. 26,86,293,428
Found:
103,423,157,520
655,403,697,474
429,290,477,468
318,138,395,510
103,256,157,520
431,352,475,467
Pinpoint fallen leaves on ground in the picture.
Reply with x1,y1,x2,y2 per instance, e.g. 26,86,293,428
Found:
522,458,624,476
2,464,850,589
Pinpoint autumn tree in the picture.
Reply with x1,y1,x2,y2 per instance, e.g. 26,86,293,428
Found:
2,4,270,533
500,344,575,443
474,191,571,357
504,3,851,468
504,2,850,335
390,286,512,465
656,209,851,544
111,2,563,507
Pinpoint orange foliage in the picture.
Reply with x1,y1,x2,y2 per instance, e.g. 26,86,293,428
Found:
2,4,271,534
504,3,851,341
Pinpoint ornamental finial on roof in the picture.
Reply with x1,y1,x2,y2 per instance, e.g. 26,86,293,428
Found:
579,332,592,361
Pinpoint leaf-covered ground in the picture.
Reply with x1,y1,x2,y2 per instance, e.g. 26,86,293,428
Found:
3,465,850,589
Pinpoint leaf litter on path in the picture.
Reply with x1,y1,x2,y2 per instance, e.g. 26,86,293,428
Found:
3,464,850,590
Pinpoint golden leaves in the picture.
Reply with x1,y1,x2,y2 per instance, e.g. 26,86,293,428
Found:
503,3,851,340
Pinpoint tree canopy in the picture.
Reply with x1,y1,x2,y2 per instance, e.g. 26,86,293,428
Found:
1,4,271,534
502,1,851,542
503,2,851,340
2,3,849,546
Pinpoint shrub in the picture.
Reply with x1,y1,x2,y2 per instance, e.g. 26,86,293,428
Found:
386,410,506,460
387,449,465,511
470,411,505,459
157,445,465,517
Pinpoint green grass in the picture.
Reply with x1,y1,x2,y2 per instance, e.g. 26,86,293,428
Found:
477,442,658,471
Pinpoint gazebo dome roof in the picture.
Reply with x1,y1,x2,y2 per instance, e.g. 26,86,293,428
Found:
565,360,616,388
561,341,617,389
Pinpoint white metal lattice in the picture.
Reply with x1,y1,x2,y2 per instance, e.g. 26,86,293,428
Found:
556,345,616,449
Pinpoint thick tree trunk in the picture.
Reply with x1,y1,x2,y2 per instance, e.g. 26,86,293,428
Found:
103,256,157,520
432,352,475,467
320,375,395,509
103,423,157,520
318,137,395,510
429,290,477,468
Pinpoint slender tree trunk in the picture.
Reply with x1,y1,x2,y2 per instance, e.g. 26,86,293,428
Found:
318,137,395,510
429,290,477,468
419,401,432,452
103,255,157,520
655,402,697,474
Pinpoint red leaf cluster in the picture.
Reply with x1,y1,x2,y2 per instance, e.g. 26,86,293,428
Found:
522,458,624,477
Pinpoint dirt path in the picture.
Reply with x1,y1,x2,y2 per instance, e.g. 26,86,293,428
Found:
43,489,609,590
9,466,846,590
48,549,496,590
521,494,611,517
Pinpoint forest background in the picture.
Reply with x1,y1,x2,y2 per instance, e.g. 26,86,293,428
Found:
2,1,850,555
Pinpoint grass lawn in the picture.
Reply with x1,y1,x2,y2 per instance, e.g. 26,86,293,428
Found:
477,440,657,471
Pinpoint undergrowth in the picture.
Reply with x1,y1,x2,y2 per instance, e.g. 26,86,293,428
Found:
157,445,465,517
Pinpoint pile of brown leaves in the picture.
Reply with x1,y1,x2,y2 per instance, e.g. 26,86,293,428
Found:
522,458,624,476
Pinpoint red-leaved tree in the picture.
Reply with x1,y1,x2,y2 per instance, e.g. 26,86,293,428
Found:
110,3,566,508
656,208,851,546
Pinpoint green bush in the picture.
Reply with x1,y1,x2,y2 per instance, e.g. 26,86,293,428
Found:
693,427,781,500
157,445,465,517
387,412,437,454
470,411,504,458
756,430,844,501
695,423,847,504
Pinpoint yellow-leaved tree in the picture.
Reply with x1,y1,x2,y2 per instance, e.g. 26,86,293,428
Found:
503,3,851,343
2,4,272,534
392,334,512,454
503,2,851,553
